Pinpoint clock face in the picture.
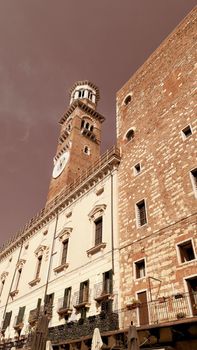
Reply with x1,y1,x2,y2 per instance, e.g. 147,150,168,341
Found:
52,151,70,179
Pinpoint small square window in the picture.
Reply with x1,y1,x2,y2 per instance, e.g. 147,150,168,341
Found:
134,163,141,175
135,259,146,279
136,200,147,227
190,168,197,198
177,240,195,263
181,125,192,139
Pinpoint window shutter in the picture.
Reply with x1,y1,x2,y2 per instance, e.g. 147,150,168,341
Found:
36,255,42,279
95,217,102,245
2,311,12,330
63,287,71,308
17,306,26,324
61,240,68,265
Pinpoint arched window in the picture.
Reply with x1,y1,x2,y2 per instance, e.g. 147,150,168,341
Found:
125,129,134,142
85,122,90,130
84,146,90,155
124,94,132,105
90,125,94,132
81,120,85,129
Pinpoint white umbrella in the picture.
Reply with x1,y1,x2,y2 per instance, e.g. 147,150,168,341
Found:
46,340,53,350
91,328,103,350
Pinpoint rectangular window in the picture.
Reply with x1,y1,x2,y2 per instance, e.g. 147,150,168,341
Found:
63,287,71,309
95,217,102,245
178,240,195,263
2,311,12,331
136,200,147,227
35,256,42,279
80,307,86,320
15,269,22,290
16,306,26,325
61,240,68,265
181,125,192,139
103,270,113,294
134,163,141,175
135,259,146,279
0,280,5,297
45,293,54,307
190,168,197,198
79,280,89,304
101,300,112,313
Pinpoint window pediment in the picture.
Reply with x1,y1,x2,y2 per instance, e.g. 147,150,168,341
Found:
88,204,107,221
58,227,72,242
16,259,26,269
34,245,47,257
1,271,8,281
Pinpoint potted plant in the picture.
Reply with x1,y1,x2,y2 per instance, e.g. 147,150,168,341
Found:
174,293,184,299
176,312,186,319
158,296,166,303
126,298,141,309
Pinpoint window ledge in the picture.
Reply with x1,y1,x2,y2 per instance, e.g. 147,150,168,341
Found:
94,292,113,302
9,289,19,298
179,258,196,265
87,242,106,256
28,277,41,287
57,307,72,316
74,301,90,310
14,322,24,331
54,262,69,273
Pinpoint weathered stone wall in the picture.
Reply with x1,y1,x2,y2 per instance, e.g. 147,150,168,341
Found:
116,7,197,314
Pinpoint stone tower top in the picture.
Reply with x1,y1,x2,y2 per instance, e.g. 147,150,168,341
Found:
69,80,100,108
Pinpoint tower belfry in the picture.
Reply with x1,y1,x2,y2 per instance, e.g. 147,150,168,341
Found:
46,81,105,204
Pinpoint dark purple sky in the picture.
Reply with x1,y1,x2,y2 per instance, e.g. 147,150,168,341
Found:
0,1,196,247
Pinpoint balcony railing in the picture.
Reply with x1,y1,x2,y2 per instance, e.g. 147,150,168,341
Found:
124,292,197,328
48,312,119,344
28,306,44,325
94,281,113,302
57,297,72,317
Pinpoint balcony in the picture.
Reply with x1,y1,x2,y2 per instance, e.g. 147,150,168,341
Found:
13,316,24,335
28,306,43,325
73,290,90,310
94,281,113,302
57,297,72,317
124,292,197,328
48,312,119,344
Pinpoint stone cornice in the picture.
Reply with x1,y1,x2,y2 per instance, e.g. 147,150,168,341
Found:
59,100,105,125
0,146,121,261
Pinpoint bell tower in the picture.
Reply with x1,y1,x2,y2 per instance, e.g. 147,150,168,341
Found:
46,81,105,204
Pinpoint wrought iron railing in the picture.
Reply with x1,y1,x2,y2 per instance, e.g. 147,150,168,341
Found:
94,281,113,299
123,292,196,328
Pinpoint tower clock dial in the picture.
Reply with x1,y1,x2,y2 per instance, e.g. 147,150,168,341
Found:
52,151,70,179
